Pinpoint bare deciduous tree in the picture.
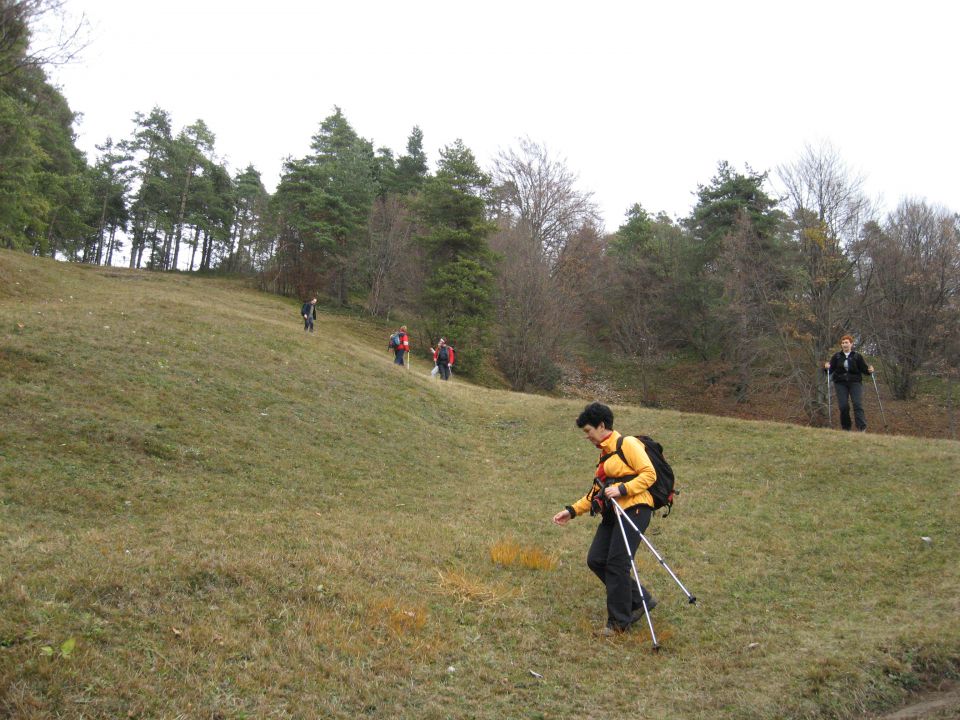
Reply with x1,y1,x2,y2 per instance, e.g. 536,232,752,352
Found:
0,0,87,79
935,308,960,439
486,138,600,387
776,141,876,420
716,210,797,403
778,142,871,247
491,137,599,264
365,195,417,317
608,296,663,406
490,222,568,390
552,222,608,331
857,200,960,399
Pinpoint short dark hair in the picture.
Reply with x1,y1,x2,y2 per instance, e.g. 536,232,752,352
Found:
576,402,613,430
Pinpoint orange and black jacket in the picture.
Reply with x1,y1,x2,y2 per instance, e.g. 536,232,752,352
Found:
566,430,657,520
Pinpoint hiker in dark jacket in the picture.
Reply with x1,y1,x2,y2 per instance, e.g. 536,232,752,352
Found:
431,338,454,380
824,334,874,431
552,402,658,636
301,298,317,332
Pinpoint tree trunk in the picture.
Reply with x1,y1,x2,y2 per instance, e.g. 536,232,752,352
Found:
160,230,172,270
94,194,108,265
172,186,188,271
201,228,211,271
234,224,247,273
128,231,138,268
224,221,238,272
189,225,200,271
106,226,117,266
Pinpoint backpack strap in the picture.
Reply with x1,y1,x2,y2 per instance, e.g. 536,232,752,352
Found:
597,436,639,483
598,436,632,467
597,435,624,464
615,436,628,465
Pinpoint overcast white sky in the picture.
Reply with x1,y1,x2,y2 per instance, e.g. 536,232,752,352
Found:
46,0,958,231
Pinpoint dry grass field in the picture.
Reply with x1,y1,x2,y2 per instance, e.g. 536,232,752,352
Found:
1,250,958,719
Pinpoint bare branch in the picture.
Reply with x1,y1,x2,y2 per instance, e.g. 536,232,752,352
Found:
490,137,600,265
0,0,89,80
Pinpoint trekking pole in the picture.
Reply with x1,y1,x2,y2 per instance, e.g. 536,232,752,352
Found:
611,498,697,605
871,373,888,428
826,371,832,427
611,498,659,650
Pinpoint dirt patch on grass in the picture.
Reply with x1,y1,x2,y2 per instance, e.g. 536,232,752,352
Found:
869,681,960,719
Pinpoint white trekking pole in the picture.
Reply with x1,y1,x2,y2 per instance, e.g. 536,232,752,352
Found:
826,371,832,426
871,373,888,428
610,498,659,650
612,499,697,605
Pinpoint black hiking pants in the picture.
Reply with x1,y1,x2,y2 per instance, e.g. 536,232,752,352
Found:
587,504,654,630
834,381,866,430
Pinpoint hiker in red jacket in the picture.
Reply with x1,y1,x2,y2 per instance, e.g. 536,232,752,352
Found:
431,338,455,380
389,325,410,366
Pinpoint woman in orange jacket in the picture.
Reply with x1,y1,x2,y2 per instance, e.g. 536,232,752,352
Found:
553,402,658,635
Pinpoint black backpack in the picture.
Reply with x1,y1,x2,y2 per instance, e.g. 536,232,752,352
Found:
437,346,449,363
599,435,676,516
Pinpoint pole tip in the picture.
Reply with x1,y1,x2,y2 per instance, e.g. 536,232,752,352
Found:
689,596,697,605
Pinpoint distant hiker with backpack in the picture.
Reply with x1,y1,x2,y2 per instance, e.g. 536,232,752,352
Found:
301,297,317,332
552,402,663,636
431,338,454,380
388,325,410,366
824,334,874,431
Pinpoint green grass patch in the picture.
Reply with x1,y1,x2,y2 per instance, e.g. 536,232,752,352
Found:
1,250,958,718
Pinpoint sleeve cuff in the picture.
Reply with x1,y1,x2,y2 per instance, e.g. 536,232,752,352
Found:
565,505,576,519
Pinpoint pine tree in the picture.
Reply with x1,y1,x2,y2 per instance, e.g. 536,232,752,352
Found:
415,140,497,375
89,138,132,265
270,107,377,303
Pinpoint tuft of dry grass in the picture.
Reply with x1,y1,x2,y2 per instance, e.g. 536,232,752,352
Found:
368,596,429,637
435,569,523,606
490,538,558,570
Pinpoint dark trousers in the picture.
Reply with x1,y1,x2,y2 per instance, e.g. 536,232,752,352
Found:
304,316,314,332
586,504,653,630
834,381,866,430
394,349,406,365
437,362,450,380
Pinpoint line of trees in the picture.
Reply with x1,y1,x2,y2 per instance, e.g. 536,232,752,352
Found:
3,1,958,421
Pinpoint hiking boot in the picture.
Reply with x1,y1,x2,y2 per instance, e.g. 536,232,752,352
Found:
597,624,627,637
632,597,657,621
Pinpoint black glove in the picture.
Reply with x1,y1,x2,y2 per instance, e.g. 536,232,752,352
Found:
589,478,607,516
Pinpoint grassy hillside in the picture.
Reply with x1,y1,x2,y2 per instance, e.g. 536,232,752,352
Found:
1,250,958,719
